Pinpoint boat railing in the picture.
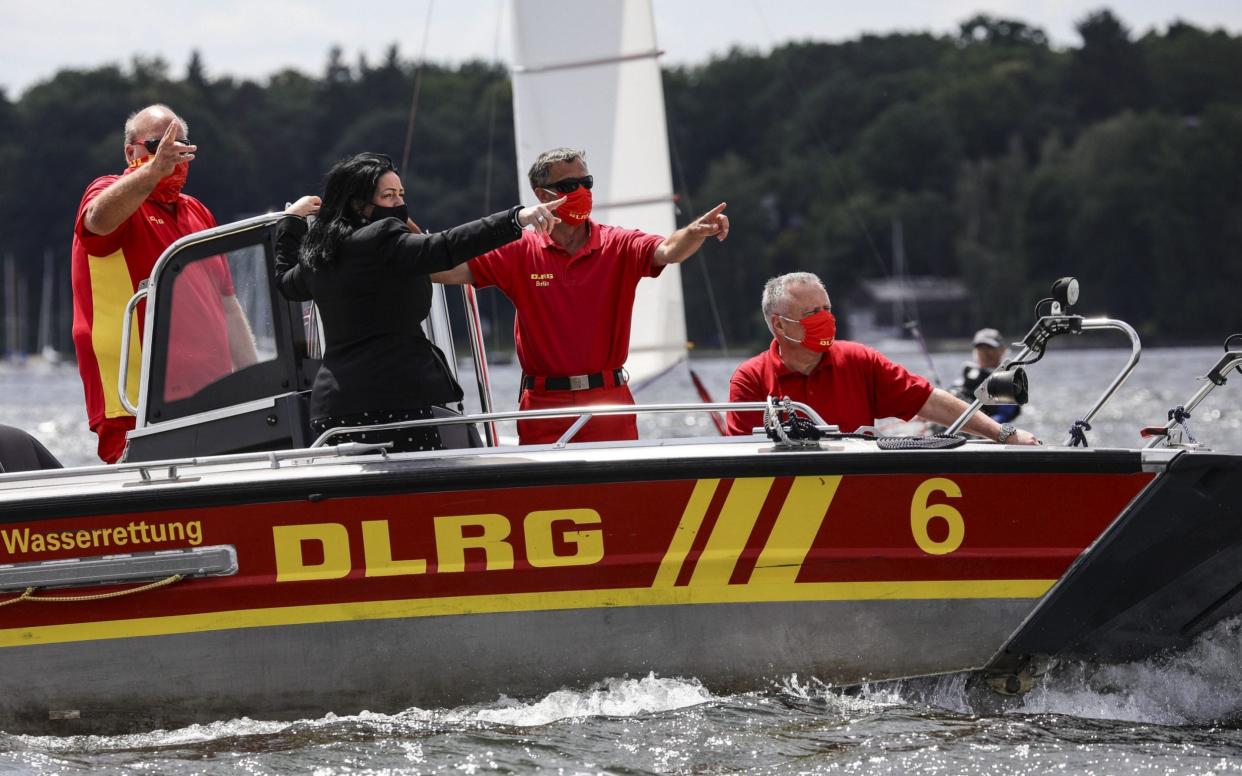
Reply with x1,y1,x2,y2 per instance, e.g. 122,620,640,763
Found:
309,401,829,449
1143,342,1242,449
0,443,395,487
948,316,1141,446
0,402,826,489
945,278,1143,448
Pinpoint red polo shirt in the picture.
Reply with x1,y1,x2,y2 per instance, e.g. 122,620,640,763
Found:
726,339,934,435
468,220,664,377
71,173,222,429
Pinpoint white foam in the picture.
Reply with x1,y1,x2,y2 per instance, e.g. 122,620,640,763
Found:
13,716,290,752
1021,616,1242,725
455,673,715,727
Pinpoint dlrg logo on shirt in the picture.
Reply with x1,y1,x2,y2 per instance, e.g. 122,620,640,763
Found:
530,273,554,287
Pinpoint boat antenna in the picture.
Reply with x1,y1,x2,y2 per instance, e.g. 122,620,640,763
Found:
400,0,436,176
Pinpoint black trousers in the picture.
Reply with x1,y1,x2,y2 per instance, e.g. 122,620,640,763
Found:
310,408,443,453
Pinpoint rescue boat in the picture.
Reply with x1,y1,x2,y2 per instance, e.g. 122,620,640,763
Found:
0,213,1240,734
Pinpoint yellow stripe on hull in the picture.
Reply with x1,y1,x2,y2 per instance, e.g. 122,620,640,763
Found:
0,578,1055,649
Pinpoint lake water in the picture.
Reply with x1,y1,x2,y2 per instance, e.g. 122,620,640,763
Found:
1,346,1242,774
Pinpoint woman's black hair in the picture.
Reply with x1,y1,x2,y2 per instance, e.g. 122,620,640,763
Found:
300,152,398,270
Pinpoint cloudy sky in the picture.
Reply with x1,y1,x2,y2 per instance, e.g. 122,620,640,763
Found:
3,0,1240,97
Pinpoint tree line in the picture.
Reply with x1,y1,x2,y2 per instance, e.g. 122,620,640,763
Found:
1,8,1240,357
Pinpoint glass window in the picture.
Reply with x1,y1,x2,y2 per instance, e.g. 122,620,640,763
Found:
161,245,277,403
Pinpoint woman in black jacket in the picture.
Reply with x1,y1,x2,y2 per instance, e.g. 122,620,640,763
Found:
276,152,561,452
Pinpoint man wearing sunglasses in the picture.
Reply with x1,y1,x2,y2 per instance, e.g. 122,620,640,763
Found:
433,147,729,445
70,104,259,463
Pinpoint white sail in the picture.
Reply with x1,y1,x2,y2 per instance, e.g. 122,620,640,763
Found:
508,0,686,387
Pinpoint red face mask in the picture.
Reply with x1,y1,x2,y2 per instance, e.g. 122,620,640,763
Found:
781,310,836,352
126,156,189,204
551,185,592,224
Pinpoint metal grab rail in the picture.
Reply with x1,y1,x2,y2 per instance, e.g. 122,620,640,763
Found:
944,317,1142,445
460,284,497,446
309,401,828,448
0,443,394,487
1068,318,1142,445
1144,351,1242,449
117,282,149,417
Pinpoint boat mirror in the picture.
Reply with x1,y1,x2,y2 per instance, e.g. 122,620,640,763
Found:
979,367,1029,405
1052,277,1079,312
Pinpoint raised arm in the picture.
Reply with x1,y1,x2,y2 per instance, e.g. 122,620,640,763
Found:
395,198,564,276
84,123,196,236
274,215,312,301
653,202,730,266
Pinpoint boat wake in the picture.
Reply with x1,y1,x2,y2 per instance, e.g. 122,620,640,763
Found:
1019,615,1242,726
787,615,1242,728
459,673,715,726
2,674,716,755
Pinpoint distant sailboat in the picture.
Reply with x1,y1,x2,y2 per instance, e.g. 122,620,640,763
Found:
508,0,687,389
3,254,25,365
37,249,62,364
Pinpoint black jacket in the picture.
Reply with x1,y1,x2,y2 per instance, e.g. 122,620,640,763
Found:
275,209,521,419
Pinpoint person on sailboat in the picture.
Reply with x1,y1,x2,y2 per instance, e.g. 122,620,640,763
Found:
950,328,1021,424
70,104,262,464
274,152,562,453
432,148,730,445
726,273,1040,445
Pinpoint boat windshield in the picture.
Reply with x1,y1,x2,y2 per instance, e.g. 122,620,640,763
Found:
160,245,279,403
140,223,312,427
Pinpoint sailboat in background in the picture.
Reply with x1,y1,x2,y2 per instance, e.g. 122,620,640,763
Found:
37,249,63,364
508,0,687,389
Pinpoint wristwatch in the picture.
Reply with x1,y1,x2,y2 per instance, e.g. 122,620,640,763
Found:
997,423,1016,444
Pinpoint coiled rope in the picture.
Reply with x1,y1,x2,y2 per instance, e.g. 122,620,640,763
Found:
0,574,183,607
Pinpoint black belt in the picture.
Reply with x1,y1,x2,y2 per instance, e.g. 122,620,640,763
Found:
522,369,627,391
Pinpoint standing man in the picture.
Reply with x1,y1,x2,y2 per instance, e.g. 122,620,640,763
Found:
726,272,1039,445
70,104,256,463
433,148,729,444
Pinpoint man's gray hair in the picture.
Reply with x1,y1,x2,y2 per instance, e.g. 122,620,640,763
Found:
123,104,190,144
761,272,826,335
528,147,586,189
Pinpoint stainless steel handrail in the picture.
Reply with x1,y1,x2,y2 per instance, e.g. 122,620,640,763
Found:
0,443,393,487
944,316,1142,445
460,284,497,446
1145,351,1242,449
310,401,827,448
1068,318,1142,445
117,283,149,417
0,402,827,489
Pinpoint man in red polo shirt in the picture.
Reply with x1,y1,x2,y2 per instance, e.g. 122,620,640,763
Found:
726,272,1040,445
433,147,729,444
71,104,258,463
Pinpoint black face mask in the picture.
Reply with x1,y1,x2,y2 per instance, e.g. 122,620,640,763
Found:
369,204,409,224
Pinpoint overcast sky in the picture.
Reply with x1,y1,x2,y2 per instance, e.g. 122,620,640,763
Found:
3,0,1241,97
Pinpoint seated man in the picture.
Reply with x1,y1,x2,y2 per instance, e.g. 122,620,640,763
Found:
951,327,1020,424
726,272,1039,445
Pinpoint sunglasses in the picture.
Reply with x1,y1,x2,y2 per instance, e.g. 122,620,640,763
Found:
134,137,190,154
543,175,594,195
